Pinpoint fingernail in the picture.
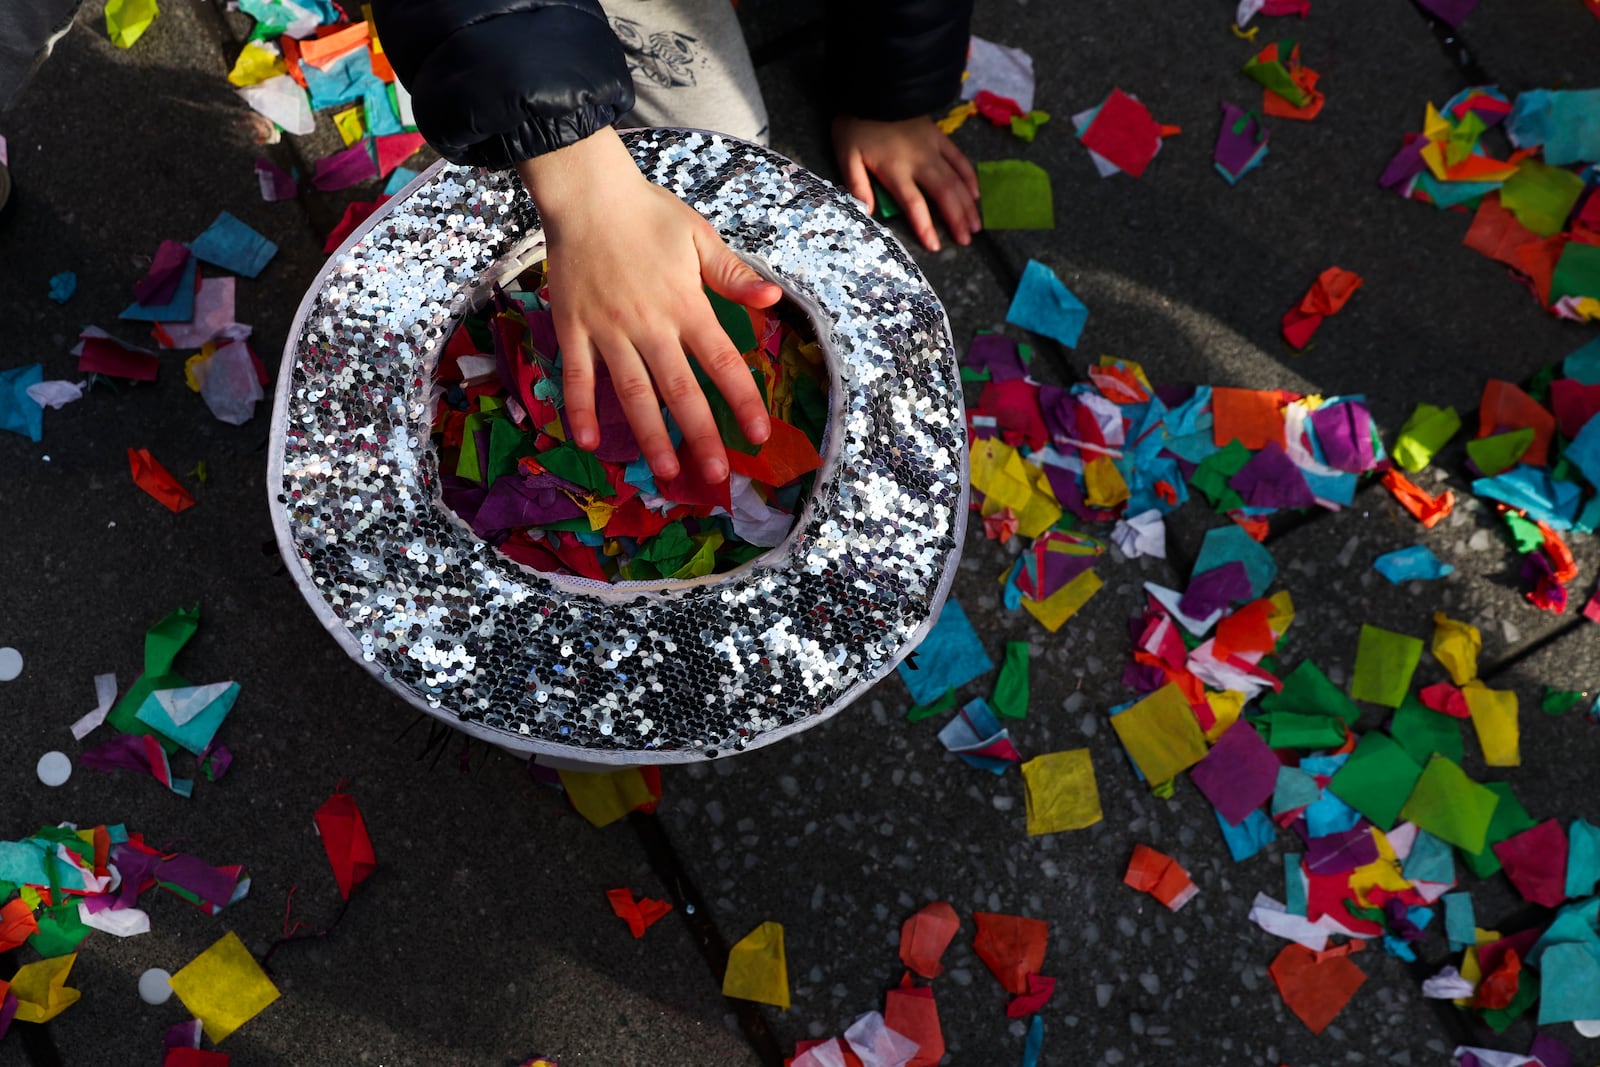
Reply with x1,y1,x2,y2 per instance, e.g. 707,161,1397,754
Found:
655,456,679,480
704,459,727,483
748,416,770,441
578,429,597,450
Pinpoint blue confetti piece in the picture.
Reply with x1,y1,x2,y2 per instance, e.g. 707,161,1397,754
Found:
1373,544,1455,584
1567,413,1600,491
1216,806,1276,862
47,271,76,304
0,363,44,442
382,166,420,196
303,48,381,111
1473,466,1582,528
1006,259,1088,348
189,211,278,278
899,599,994,705
1443,892,1475,951
1567,819,1600,899
1283,853,1307,916
1566,336,1600,384
1401,829,1455,884
1193,524,1277,598
1020,1014,1044,1067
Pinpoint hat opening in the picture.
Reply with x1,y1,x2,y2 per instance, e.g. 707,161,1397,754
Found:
432,247,835,595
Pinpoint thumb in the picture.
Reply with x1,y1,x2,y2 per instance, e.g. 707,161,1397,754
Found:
696,228,782,308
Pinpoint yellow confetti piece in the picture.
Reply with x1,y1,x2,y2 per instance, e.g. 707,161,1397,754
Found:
970,439,1061,538
1083,455,1130,509
184,349,212,393
1348,827,1410,906
1110,683,1209,785
937,101,978,135
579,497,616,532
1454,945,1482,1007
1021,749,1102,835
333,107,366,146
1431,612,1481,685
226,40,285,87
1230,21,1259,40
1267,590,1295,641
557,767,655,828
1020,568,1101,633
106,0,159,49
9,954,80,1023
168,932,280,1044
1463,681,1520,767
723,922,790,1010
1204,690,1246,742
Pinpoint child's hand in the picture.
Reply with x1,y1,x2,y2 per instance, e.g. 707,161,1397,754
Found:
831,115,981,252
517,128,782,485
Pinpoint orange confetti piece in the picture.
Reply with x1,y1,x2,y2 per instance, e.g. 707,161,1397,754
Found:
972,912,1048,995
1269,941,1367,1034
128,448,197,513
1380,470,1454,528
1123,844,1199,911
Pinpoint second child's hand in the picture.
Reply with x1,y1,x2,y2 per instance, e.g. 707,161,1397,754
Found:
516,128,781,484
832,114,981,253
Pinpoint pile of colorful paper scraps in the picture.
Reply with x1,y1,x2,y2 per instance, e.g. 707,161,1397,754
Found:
1426,344,1600,615
1106,558,1600,1043
228,2,429,238
0,821,255,1039
945,35,1047,142
1382,85,1600,321
783,904,1051,1067
73,605,239,798
963,332,1391,633
1243,39,1325,121
431,272,825,582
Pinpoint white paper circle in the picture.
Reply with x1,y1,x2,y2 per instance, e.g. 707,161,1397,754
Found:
0,647,22,681
36,751,71,787
138,968,174,1005
1575,1018,1600,1037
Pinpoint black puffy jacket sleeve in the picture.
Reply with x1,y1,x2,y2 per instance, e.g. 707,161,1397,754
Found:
824,0,974,122
369,0,635,168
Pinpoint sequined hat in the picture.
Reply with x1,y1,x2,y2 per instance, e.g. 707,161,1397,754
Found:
269,130,968,764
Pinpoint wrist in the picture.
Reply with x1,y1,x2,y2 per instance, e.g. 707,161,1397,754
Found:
516,127,638,222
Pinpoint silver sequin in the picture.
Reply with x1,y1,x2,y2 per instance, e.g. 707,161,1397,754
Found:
268,130,968,763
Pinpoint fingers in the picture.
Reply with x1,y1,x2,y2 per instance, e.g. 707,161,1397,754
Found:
924,159,981,246
695,226,782,309
595,337,681,481
839,145,875,213
683,309,770,446
938,135,981,201
882,171,942,252
559,328,600,451
638,334,729,484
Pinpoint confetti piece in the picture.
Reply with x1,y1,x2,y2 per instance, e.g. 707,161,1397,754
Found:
169,932,280,1044
723,922,789,1010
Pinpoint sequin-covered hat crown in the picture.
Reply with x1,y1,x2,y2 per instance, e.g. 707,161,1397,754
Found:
269,130,967,764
